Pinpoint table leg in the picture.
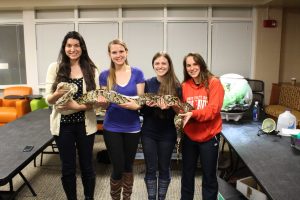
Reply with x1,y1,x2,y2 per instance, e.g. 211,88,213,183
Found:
18,172,37,196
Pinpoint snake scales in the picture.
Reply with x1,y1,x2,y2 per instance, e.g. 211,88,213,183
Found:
55,82,193,134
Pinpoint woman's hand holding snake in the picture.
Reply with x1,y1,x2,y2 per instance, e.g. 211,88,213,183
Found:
54,85,68,103
119,98,141,110
178,111,193,128
96,95,109,109
157,97,169,110
57,99,83,112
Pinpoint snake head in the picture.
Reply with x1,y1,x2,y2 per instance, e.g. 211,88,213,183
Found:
55,82,78,106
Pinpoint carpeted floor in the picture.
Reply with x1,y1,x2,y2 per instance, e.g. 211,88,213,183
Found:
1,135,205,200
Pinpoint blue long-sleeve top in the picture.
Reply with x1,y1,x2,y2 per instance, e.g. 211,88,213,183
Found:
140,77,181,141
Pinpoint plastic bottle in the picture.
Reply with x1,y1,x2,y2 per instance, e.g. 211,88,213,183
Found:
276,110,297,133
252,101,260,122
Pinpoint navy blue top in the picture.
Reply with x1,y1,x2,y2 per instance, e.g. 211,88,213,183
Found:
140,77,181,141
99,66,145,133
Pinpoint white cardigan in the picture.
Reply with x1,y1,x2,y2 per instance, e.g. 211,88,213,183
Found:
45,62,100,136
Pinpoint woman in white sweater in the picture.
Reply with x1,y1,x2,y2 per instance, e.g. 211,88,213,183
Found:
45,31,99,200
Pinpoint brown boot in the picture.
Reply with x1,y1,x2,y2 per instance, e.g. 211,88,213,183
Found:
122,173,134,200
110,178,122,200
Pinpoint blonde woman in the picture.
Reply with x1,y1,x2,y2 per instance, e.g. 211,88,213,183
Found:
98,39,145,200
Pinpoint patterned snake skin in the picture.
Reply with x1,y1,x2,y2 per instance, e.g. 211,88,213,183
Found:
56,82,193,136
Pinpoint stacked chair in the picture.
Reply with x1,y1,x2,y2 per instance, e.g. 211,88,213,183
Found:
0,86,32,126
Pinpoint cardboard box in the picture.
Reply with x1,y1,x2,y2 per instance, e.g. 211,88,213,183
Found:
236,176,267,200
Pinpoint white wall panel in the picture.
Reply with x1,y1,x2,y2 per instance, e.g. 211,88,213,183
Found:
211,22,252,77
123,22,164,80
167,22,208,81
79,22,119,72
36,23,74,84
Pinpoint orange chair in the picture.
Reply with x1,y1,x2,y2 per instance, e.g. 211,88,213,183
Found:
0,86,32,126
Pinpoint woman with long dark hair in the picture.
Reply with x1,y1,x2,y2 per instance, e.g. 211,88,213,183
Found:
180,53,224,200
45,31,99,200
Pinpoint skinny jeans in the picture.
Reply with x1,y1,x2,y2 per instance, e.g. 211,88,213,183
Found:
103,129,141,180
55,122,95,180
142,134,176,180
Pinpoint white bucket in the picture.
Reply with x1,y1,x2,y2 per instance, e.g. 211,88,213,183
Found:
276,110,297,133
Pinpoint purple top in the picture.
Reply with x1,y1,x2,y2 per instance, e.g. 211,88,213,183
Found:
99,66,145,133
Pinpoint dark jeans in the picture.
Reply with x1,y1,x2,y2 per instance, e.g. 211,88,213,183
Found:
142,135,176,180
181,134,220,200
103,129,141,180
55,122,95,180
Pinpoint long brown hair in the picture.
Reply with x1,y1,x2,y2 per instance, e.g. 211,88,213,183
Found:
106,39,129,90
51,31,97,92
152,51,180,96
183,53,213,89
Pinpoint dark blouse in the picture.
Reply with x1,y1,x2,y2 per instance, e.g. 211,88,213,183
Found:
140,77,182,141
61,78,85,124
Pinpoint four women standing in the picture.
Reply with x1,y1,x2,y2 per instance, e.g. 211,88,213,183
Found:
46,31,225,200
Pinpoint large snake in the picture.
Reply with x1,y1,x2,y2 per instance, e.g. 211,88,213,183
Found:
55,82,193,136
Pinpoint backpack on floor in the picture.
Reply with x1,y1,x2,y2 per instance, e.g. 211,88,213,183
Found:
96,150,111,164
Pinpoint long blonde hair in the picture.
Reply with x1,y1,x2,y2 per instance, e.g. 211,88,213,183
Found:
107,39,129,90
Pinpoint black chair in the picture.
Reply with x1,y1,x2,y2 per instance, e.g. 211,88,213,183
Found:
246,78,264,107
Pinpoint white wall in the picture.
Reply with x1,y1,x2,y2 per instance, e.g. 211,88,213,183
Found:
27,7,253,94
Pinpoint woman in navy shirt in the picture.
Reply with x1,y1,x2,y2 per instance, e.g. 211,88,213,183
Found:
99,39,145,200
141,52,181,200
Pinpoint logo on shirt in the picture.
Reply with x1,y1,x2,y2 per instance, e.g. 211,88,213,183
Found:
186,96,208,110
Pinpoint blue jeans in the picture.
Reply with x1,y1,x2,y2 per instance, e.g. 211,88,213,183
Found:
141,135,176,180
55,122,95,180
181,134,220,200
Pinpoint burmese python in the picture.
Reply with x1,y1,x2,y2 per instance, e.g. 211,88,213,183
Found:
56,82,193,158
